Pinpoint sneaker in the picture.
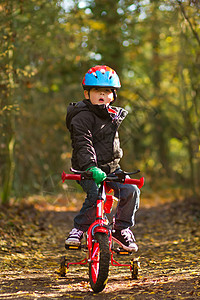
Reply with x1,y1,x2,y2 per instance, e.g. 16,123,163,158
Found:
65,228,84,247
112,228,138,252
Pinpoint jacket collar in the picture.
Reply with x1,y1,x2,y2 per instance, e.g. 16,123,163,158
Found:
83,99,110,119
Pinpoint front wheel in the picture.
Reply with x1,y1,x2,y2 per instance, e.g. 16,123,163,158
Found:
89,232,110,293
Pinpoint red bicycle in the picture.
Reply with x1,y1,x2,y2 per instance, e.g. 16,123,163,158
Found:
60,169,144,293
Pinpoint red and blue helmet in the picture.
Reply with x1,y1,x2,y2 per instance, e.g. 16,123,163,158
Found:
82,65,121,90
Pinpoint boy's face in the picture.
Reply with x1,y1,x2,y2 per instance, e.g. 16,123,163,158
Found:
84,87,114,105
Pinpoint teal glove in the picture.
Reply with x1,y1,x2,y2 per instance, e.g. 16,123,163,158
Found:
86,166,107,187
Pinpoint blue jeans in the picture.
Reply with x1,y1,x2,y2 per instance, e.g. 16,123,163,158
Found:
74,177,140,232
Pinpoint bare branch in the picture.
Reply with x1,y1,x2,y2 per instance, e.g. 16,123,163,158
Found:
177,0,200,46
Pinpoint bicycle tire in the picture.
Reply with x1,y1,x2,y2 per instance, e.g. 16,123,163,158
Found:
59,256,66,277
131,259,139,279
89,232,110,293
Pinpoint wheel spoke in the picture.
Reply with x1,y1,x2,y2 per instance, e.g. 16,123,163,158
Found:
91,242,100,283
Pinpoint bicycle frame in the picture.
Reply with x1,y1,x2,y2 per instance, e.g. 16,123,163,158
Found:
61,171,144,289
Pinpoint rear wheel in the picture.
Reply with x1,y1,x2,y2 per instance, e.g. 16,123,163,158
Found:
59,256,66,277
131,259,140,279
89,232,110,293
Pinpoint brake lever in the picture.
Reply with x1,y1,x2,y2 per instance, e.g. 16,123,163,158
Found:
70,167,84,174
70,167,93,179
110,169,140,182
123,169,140,175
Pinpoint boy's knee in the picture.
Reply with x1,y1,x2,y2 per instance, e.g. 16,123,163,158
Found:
125,185,140,209
125,184,138,197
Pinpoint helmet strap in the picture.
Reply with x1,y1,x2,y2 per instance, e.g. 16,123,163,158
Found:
112,89,117,103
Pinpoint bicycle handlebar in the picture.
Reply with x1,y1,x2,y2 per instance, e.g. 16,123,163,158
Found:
62,171,144,189
62,173,81,181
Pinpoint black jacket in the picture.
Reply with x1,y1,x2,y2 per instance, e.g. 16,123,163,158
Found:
66,99,128,174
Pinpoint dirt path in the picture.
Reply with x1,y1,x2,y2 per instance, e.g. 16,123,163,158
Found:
0,195,200,299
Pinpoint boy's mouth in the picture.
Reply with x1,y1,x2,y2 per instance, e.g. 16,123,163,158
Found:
99,98,104,102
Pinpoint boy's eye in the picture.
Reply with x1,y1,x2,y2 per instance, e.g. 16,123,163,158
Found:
94,88,112,93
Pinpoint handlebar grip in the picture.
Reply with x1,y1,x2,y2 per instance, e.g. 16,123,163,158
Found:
62,171,81,182
124,177,144,189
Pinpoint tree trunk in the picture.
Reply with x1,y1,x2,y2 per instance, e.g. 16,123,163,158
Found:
0,3,16,204
150,0,171,174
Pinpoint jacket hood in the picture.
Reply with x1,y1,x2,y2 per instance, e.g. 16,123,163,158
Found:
66,100,88,129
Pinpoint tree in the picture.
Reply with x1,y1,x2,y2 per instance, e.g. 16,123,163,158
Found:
0,0,66,203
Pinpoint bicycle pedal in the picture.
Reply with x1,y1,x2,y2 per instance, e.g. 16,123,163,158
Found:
65,244,82,251
113,247,132,255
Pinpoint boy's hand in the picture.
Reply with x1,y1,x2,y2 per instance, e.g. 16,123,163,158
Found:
86,166,106,187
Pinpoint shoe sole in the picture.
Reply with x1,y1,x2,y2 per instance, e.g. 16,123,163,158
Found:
112,236,138,252
65,241,81,246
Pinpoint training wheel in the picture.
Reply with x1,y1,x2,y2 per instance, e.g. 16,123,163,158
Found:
59,256,67,277
131,258,140,280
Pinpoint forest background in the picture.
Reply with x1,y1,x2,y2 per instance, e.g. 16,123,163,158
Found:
0,0,200,205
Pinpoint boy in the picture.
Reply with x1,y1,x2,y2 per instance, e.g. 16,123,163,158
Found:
65,65,140,251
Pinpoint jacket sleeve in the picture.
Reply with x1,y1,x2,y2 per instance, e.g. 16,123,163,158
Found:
71,112,97,170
